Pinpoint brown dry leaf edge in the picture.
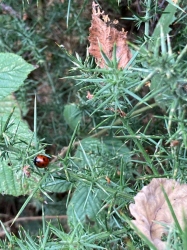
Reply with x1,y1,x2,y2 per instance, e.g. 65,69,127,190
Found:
88,1,131,69
129,178,187,250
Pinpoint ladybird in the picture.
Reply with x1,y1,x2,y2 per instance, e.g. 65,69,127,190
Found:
34,154,50,168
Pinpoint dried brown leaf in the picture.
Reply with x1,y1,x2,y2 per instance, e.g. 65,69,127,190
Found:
88,1,131,69
129,178,187,250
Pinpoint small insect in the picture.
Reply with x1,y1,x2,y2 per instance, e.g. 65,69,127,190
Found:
34,154,50,168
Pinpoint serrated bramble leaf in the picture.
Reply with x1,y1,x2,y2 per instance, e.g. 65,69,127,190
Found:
42,177,72,193
103,137,131,162
0,53,35,100
0,115,38,196
74,137,109,169
67,183,103,226
0,94,22,119
0,114,33,146
75,137,131,169
0,157,40,196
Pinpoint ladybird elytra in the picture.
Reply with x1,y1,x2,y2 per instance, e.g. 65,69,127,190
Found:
34,154,50,168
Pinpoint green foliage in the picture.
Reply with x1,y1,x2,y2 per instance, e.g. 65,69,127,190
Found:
67,182,103,226
59,1,187,248
42,177,72,193
1,0,187,249
151,2,178,39
0,53,34,99
0,53,38,196
0,116,39,196
63,104,82,131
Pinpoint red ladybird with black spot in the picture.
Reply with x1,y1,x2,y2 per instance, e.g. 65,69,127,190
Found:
34,154,50,168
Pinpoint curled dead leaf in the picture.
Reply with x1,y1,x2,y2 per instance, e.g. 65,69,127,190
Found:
129,178,187,250
88,1,131,69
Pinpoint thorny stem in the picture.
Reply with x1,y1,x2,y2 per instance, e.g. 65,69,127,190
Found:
91,102,158,138
124,122,158,175
0,144,20,154
54,103,158,160
176,43,187,63
135,69,159,92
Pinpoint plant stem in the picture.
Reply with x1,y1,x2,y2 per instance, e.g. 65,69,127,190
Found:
176,43,187,63
124,121,158,175
91,103,158,138
0,144,20,154
135,69,159,92
144,0,151,37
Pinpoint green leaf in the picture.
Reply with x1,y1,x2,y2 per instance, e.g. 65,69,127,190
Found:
42,177,72,193
63,103,81,131
0,114,33,146
0,158,40,196
103,137,131,163
75,137,131,169
0,53,35,100
74,137,109,170
150,73,174,109
0,95,22,118
0,115,40,196
76,137,108,156
151,3,178,40
67,183,103,226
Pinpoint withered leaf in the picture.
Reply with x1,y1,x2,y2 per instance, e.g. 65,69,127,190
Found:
88,1,131,69
129,178,187,250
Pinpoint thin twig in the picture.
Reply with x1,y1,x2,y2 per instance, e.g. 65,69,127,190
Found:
0,3,21,19
0,215,67,237
4,215,67,227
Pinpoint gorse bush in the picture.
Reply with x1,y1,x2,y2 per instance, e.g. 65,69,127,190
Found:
0,0,187,249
